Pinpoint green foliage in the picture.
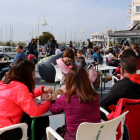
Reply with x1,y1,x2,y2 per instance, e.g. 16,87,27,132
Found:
58,42,66,46
82,41,85,45
11,42,16,47
69,40,72,47
5,42,10,46
0,42,5,46
109,41,113,46
35,32,55,46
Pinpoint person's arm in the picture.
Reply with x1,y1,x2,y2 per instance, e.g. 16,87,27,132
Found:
15,86,51,116
50,89,65,114
100,82,122,110
31,86,53,99
11,54,19,65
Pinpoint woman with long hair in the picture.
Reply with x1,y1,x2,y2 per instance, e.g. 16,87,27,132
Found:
105,48,116,62
50,66,101,140
0,58,53,140
131,44,140,58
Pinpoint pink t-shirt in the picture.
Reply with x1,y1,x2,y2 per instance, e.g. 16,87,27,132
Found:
28,54,35,61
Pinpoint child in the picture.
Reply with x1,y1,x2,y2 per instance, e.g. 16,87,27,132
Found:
64,58,73,69
75,50,86,68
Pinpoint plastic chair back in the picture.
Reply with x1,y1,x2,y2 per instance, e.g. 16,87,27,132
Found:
137,70,140,74
0,123,28,140
76,111,128,140
51,63,64,84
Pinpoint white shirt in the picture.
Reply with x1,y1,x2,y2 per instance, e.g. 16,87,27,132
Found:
106,53,114,60
55,49,62,55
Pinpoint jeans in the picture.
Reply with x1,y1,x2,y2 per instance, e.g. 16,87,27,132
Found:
0,67,10,80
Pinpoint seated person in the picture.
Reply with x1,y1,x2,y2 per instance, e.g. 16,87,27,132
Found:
64,58,73,69
102,49,140,83
105,48,117,63
93,47,103,64
75,50,86,68
33,45,38,60
0,45,27,80
100,55,140,111
114,44,120,58
0,58,53,140
55,44,62,55
50,66,101,140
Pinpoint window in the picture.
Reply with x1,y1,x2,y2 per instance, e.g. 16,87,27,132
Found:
0,48,2,52
136,6,140,15
8,48,12,52
12,48,16,52
5,48,8,52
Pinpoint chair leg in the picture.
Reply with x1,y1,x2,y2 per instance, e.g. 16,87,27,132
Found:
31,118,36,140
53,82,56,94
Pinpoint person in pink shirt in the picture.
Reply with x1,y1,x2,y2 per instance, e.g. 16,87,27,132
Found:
50,66,101,140
28,47,35,61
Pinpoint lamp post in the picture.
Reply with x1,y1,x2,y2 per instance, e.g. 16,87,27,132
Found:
38,15,48,50
80,26,86,49
28,29,33,39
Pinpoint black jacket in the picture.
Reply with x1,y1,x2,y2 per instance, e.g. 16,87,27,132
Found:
100,77,140,111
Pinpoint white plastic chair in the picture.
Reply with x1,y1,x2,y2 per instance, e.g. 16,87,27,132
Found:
112,70,140,86
46,111,128,140
112,76,119,85
0,123,28,140
51,63,65,93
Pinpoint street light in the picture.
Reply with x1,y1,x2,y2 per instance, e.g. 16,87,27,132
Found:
80,26,86,49
38,15,48,50
28,29,33,39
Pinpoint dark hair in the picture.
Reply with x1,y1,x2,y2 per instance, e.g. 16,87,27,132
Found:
65,66,98,103
77,50,82,54
93,47,99,52
122,49,137,58
29,47,34,55
115,44,119,49
3,58,35,92
33,45,37,49
63,48,75,60
105,48,115,55
69,45,73,48
134,44,140,53
55,44,59,49
19,45,23,50
120,55,137,74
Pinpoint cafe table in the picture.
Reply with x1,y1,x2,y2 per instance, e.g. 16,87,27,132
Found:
98,65,117,98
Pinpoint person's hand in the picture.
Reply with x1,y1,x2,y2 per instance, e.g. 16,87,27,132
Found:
54,89,64,96
46,95,53,102
42,87,53,96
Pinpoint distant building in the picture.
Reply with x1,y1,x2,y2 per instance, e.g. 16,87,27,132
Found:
127,0,140,28
90,32,104,46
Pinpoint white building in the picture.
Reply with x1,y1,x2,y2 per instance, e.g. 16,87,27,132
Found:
127,0,140,28
90,32,105,46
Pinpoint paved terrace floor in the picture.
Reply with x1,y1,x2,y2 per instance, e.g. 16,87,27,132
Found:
35,58,113,136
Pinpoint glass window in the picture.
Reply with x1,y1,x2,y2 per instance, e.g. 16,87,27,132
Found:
3,54,10,59
0,48,2,52
136,6,140,14
12,48,16,52
5,48,8,52
8,48,12,52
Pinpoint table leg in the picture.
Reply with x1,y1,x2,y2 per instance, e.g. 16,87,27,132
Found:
101,71,102,98
31,118,36,140
104,70,105,89
53,82,56,94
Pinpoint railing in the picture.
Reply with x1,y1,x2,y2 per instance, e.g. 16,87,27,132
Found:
127,9,132,13
127,16,131,20
127,23,132,27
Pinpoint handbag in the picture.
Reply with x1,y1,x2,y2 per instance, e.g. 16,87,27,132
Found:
93,63,100,89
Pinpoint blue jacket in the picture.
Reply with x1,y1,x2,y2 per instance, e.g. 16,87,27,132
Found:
93,52,102,61
12,53,27,65
34,49,38,60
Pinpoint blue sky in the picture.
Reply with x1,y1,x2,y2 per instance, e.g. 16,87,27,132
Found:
0,0,132,42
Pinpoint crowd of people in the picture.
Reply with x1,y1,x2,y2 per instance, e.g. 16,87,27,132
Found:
0,38,140,140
